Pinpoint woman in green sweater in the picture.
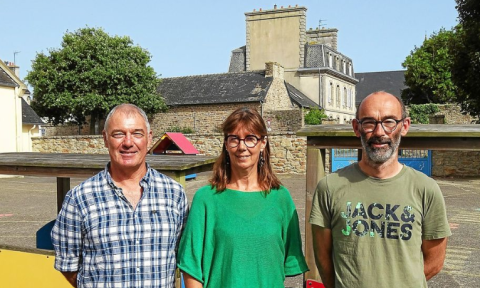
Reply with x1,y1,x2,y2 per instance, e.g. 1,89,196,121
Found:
177,107,308,288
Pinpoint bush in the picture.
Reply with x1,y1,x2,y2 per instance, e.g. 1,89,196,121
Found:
408,104,440,124
165,126,195,134
304,107,328,125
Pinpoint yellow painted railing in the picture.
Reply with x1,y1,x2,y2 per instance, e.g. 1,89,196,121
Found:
0,248,71,287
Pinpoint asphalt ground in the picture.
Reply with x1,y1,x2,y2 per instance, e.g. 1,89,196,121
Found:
0,172,479,287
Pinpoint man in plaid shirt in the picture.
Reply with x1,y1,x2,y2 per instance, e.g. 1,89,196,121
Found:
51,104,188,288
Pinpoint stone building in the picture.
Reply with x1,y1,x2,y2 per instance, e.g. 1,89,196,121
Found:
153,62,317,135
229,5,358,123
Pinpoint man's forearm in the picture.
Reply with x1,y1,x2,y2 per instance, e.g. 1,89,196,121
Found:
312,225,335,288
61,271,78,287
422,238,447,280
316,257,335,288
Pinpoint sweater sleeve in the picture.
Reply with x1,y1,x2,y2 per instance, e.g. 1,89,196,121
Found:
282,188,309,276
177,187,208,283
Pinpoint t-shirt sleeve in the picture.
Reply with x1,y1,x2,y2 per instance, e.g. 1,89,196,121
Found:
51,190,82,272
422,181,452,240
284,204,309,276
177,187,208,283
309,177,332,228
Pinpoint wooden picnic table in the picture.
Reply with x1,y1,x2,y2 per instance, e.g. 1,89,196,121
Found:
0,152,216,212
296,124,480,283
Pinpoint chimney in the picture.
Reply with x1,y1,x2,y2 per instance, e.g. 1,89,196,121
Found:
265,62,284,79
245,6,307,71
5,61,20,77
306,28,338,50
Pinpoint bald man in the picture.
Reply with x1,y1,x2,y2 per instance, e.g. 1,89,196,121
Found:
310,92,451,288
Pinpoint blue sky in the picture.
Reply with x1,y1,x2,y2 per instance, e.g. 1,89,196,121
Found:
2,0,458,82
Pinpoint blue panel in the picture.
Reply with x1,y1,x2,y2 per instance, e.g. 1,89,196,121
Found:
36,220,56,250
331,149,432,176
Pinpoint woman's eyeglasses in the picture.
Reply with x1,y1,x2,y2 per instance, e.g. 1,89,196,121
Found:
226,135,263,148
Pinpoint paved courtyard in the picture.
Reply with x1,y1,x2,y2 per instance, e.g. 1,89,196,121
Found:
0,173,479,287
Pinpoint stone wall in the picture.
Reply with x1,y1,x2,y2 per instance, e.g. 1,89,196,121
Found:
432,151,480,177
43,117,106,136
32,133,307,174
150,103,259,135
35,103,480,177
30,132,480,177
43,103,305,136
435,104,478,124
33,135,108,154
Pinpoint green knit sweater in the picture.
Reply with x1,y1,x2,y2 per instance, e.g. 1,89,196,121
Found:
177,185,308,288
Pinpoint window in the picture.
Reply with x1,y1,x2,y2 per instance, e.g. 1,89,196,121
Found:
329,54,333,68
347,88,351,108
350,88,354,109
343,87,347,107
336,85,340,107
328,82,333,104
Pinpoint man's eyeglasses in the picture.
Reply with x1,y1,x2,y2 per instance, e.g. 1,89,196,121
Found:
226,135,263,148
356,118,404,133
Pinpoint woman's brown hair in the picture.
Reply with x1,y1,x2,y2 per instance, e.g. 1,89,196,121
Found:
209,107,281,193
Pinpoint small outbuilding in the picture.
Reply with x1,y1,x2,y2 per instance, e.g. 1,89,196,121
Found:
149,132,200,180
149,132,199,155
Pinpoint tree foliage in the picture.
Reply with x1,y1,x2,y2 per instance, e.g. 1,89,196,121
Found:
451,0,480,118
401,28,458,104
26,27,166,132
304,107,328,125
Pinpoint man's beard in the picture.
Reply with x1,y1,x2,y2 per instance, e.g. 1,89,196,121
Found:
360,132,401,164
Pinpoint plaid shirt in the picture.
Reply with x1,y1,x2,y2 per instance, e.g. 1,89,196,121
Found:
51,164,188,288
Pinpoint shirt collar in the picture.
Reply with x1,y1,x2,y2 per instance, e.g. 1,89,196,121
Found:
104,162,152,191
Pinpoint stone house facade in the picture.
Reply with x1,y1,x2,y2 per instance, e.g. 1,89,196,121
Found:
231,6,358,123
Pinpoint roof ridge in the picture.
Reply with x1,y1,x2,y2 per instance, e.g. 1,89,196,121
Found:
160,70,265,80
356,70,406,74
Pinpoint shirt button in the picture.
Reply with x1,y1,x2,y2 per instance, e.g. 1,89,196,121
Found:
136,240,140,244
137,268,140,272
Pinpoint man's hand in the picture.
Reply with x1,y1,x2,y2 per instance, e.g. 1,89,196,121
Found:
312,225,335,288
422,238,448,280
61,271,78,287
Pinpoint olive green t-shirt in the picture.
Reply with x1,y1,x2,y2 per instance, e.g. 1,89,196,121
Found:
178,185,308,288
310,164,451,288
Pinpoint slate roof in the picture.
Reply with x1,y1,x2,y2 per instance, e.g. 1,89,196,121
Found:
0,67,17,87
285,82,321,108
355,70,407,105
21,98,44,125
157,71,272,106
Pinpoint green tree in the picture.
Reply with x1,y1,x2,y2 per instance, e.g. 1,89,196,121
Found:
26,27,166,134
452,0,480,118
304,107,328,125
402,28,458,104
